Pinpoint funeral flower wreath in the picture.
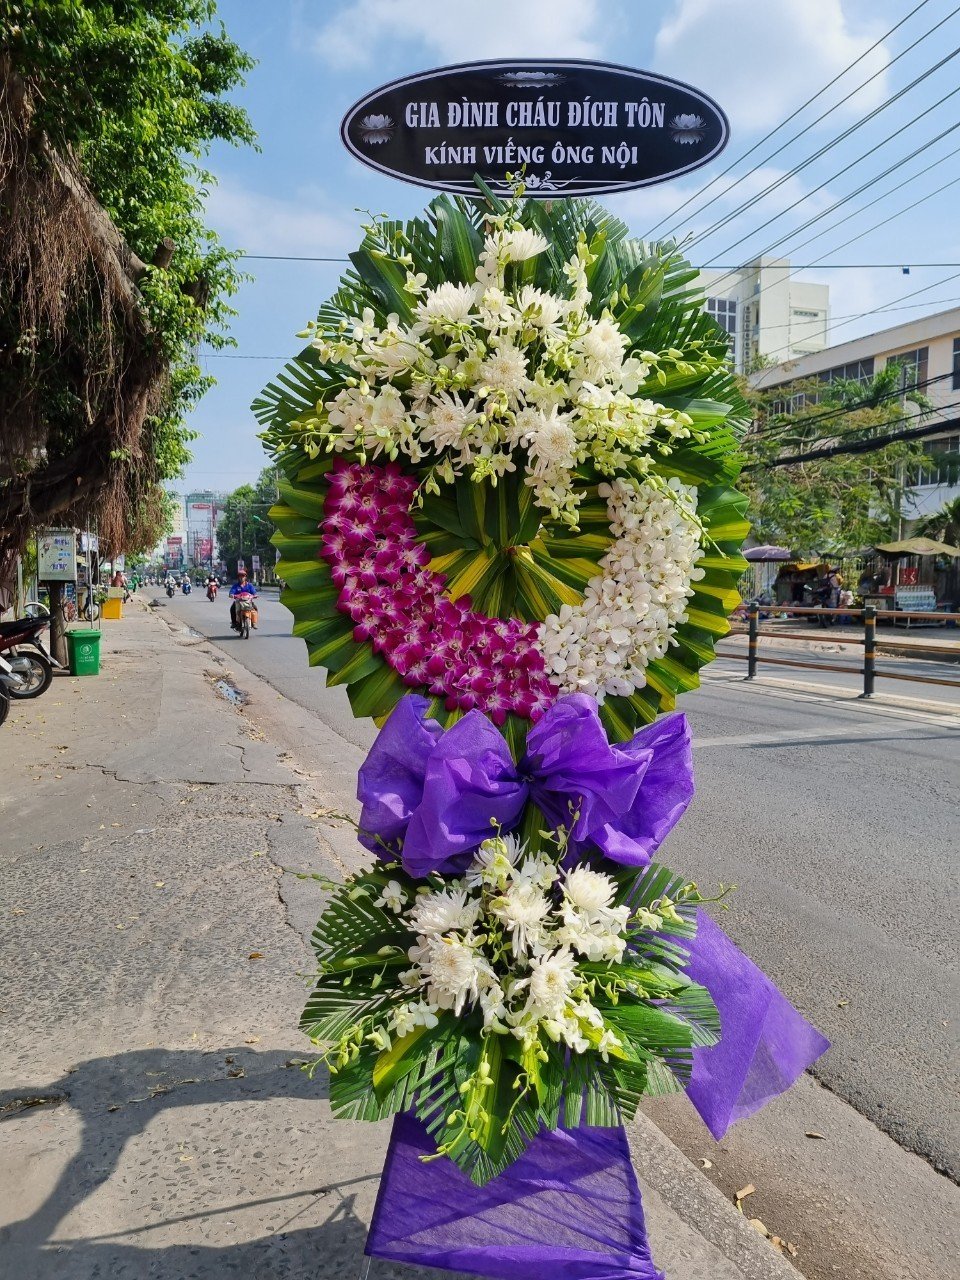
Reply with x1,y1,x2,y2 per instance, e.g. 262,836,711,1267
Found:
256,186,752,1184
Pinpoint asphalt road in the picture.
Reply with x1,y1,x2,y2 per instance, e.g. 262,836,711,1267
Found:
152,588,960,1181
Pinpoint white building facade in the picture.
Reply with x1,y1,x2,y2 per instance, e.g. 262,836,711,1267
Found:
697,257,830,373
749,306,960,523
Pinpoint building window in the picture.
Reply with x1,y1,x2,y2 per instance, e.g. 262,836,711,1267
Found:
913,434,960,487
953,337,960,390
707,296,737,338
886,346,928,391
769,358,875,413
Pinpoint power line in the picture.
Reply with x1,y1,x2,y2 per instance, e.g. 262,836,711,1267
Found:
702,160,960,339
652,0,945,240
752,296,960,334
236,254,960,267
698,85,960,270
686,42,960,254
752,372,958,449
778,136,960,261
793,172,960,269
746,401,960,468
759,267,960,363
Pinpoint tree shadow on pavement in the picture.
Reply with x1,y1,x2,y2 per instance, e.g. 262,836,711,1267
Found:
0,1045,458,1279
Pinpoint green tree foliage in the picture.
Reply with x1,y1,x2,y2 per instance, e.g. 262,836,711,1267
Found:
216,468,278,575
740,363,930,556
914,495,960,546
0,0,255,562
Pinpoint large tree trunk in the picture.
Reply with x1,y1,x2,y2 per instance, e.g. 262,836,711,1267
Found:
47,581,68,666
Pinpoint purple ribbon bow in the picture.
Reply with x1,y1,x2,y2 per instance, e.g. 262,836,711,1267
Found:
357,693,695,878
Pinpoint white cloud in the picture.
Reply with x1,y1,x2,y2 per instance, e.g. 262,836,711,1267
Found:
204,177,360,256
654,0,890,133
312,0,606,68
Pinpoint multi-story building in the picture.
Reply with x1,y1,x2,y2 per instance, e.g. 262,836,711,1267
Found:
697,256,830,373
184,491,221,569
749,306,960,524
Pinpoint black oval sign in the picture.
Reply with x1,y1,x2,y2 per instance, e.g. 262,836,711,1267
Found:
341,59,729,198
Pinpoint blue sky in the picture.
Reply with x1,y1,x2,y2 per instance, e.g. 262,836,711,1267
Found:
184,0,960,492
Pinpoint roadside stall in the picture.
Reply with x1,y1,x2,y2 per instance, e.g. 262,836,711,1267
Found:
743,544,793,603
865,537,960,625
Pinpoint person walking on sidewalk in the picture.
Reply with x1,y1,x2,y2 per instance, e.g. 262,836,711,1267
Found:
229,568,258,631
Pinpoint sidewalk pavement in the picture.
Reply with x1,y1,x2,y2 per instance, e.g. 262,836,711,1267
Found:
0,603,804,1280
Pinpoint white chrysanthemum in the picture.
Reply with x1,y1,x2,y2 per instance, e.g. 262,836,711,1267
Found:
564,866,616,915
479,342,530,402
578,316,628,378
409,885,480,936
525,948,578,1021
421,392,479,452
416,934,492,1015
500,228,549,262
525,406,577,477
515,285,564,329
417,282,477,327
491,880,552,955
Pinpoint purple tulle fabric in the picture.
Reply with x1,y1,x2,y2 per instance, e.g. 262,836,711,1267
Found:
685,911,831,1139
365,912,830,1278
367,1112,664,1280
357,694,695,877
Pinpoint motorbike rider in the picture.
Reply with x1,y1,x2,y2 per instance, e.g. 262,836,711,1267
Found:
229,568,258,631
205,572,220,601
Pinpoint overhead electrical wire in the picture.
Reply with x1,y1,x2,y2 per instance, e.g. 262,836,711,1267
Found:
684,42,960,254
758,267,960,364
752,295,960,333
698,86,960,271
755,369,956,428
652,0,947,240
237,253,960,267
777,136,960,261
744,400,960,469
697,117,960,297
702,164,960,345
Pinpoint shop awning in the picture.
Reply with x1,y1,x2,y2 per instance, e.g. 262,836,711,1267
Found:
873,537,960,558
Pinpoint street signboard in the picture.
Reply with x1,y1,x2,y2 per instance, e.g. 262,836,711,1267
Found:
237,559,245,574
37,529,77,582
341,59,728,197
251,554,261,574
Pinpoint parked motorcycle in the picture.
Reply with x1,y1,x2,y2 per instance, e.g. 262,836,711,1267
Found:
0,653,24,721
0,616,56,698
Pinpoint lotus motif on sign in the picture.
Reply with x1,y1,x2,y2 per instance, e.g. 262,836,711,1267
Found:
498,70,565,86
671,113,706,144
359,113,394,144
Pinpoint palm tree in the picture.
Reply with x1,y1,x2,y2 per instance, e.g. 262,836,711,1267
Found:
914,496,960,547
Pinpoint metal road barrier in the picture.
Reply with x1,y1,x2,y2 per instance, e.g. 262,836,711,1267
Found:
721,605,960,698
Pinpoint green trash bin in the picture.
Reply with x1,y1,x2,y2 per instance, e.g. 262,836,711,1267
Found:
66,629,102,676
